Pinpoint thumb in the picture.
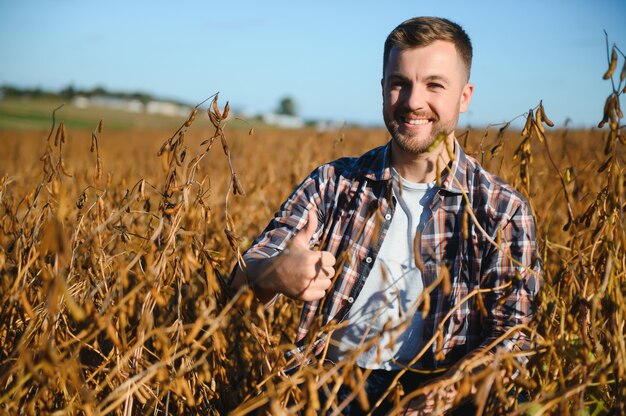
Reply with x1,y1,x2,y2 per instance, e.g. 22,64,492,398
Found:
293,207,318,249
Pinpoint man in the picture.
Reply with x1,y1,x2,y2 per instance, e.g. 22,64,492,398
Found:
231,16,541,414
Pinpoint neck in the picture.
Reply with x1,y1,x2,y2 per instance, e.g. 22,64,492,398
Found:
390,135,455,183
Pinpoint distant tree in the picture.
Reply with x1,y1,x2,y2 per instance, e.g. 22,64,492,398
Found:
60,84,76,100
277,96,298,117
91,86,108,97
130,92,153,104
0,84,21,97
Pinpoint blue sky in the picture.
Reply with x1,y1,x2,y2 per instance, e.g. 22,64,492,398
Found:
1,0,625,128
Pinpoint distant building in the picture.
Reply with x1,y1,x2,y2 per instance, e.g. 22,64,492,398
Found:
314,120,346,131
72,96,90,108
146,101,190,117
71,95,191,116
262,113,304,129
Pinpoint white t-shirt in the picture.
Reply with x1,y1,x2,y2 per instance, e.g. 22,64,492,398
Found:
326,171,438,369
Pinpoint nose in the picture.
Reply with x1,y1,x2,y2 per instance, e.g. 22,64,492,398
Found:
401,83,425,112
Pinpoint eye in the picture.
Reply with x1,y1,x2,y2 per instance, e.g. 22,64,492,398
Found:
428,83,444,90
386,77,407,89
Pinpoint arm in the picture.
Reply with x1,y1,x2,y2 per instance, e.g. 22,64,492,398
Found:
478,200,542,355
230,170,337,304
231,209,335,304
404,201,541,414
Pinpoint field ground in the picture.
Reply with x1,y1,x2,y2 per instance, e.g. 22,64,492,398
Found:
0,95,624,415
0,97,259,131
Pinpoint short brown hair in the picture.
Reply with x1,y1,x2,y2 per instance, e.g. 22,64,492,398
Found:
383,16,473,81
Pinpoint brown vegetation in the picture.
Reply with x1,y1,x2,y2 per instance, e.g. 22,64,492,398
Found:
1,46,625,415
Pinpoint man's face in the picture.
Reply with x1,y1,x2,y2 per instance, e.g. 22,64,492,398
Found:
382,40,473,155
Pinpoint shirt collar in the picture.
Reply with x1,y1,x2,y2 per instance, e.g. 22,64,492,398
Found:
360,139,470,194
359,141,394,182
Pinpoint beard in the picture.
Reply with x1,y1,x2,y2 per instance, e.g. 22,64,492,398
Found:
384,110,458,155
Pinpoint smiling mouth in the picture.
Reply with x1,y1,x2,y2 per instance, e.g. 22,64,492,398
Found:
405,118,431,125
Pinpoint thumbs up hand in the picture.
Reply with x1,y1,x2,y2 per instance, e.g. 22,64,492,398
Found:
235,207,336,304
267,208,336,302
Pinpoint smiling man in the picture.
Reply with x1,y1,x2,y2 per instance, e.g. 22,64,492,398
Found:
232,16,541,415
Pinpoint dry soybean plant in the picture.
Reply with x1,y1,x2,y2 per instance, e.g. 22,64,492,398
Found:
0,93,279,415
0,41,625,415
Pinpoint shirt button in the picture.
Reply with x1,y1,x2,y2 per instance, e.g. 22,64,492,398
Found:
365,257,372,264
385,213,392,221
347,297,354,304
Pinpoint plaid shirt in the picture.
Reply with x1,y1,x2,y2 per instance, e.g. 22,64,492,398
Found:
244,140,541,369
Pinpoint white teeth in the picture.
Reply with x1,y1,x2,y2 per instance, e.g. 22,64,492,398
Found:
406,119,430,125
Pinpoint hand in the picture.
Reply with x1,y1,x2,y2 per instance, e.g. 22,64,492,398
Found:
244,208,336,303
402,379,458,415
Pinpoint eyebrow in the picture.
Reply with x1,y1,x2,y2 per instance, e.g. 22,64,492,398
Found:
385,73,450,84
423,75,450,84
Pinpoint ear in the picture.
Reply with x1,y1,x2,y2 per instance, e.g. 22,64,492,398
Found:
459,82,474,113
380,77,384,99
